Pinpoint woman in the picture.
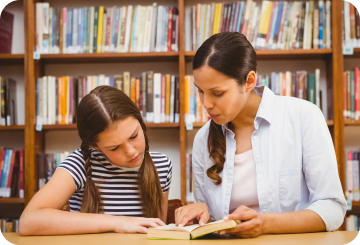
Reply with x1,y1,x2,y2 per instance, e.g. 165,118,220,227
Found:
20,86,171,235
175,32,346,238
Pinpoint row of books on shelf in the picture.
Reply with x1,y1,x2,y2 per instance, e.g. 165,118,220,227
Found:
346,215,360,231
35,3,179,54
185,0,331,51
0,148,24,198
0,77,17,126
36,72,180,126
342,1,360,48
184,69,322,124
346,151,360,202
343,68,360,121
185,153,194,203
0,219,19,233
38,152,69,189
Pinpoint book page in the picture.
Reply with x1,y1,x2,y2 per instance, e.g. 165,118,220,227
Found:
152,223,200,232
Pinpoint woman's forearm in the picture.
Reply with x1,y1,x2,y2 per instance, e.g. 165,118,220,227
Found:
261,209,326,234
20,208,116,235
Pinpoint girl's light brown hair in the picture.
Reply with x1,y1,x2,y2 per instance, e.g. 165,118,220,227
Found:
192,32,257,185
77,86,163,217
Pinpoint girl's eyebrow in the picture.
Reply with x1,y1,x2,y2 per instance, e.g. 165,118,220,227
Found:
104,125,140,148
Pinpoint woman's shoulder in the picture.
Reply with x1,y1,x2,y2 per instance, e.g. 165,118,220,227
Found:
193,120,211,151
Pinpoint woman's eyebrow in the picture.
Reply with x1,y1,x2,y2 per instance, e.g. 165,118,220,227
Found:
104,126,140,148
194,84,222,90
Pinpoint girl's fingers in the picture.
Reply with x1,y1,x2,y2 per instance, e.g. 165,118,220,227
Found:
136,226,148,234
151,218,166,226
141,221,160,228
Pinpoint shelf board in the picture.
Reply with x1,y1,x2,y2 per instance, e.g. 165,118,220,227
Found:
344,48,360,58
0,54,24,65
352,201,360,207
326,120,334,126
0,198,25,204
40,52,179,64
345,120,360,125
185,49,333,61
41,123,180,130
0,125,25,131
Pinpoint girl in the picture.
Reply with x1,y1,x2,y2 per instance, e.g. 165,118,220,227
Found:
20,86,172,235
175,32,346,238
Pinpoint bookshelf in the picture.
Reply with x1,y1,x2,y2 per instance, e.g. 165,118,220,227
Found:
0,0,353,231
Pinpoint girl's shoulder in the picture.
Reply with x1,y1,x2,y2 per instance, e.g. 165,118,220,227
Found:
149,152,172,167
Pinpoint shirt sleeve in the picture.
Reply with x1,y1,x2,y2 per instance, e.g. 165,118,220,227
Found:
58,149,87,192
192,132,208,205
163,156,172,193
301,105,347,231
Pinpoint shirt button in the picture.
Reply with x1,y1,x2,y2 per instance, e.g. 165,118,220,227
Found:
253,136,257,140
263,209,267,213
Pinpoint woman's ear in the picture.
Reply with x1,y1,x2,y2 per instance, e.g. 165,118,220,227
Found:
244,71,257,93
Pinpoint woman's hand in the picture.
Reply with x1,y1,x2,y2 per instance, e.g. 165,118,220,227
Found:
175,203,210,227
113,216,166,234
220,205,265,238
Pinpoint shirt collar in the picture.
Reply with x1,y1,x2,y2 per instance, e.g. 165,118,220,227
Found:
221,85,276,134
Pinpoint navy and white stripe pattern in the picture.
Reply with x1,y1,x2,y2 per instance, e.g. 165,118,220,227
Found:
58,149,172,216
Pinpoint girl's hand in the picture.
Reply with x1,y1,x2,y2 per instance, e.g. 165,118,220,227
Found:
175,203,210,227
113,216,166,234
220,205,265,238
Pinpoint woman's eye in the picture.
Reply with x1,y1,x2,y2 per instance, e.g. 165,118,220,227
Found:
130,133,138,139
111,146,119,151
214,92,224,97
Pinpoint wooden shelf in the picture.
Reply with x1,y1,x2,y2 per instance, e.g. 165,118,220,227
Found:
326,120,334,126
0,198,25,204
185,49,332,61
345,120,360,125
344,48,360,58
39,52,179,64
41,123,180,130
0,125,25,131
352,201,360,207
0,54,24,65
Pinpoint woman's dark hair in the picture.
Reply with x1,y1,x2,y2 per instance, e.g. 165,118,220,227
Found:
193,32,257,185
77,86,163,218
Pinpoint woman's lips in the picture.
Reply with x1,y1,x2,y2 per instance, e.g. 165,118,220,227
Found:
209,114,219,119
128,155,140,163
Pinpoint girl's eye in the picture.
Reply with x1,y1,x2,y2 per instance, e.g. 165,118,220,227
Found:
214,92,224,97
130,133,138,139
198,89,204,94
111,146,120,151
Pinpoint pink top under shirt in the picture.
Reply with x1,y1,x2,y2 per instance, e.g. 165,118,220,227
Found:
229,149,260,214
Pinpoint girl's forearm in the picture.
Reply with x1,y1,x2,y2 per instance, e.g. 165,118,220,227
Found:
261,209,326,234
20,208,117,235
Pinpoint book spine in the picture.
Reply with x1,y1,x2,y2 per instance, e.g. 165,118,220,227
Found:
93,7,99,53
161,75,166,123
97,6,104,53
165,74,171,122
353,152,360,201
150,4,158,52
19,149,23,198
347,151,354,201
153,73,161,123
142,72,147,118
168,8,173,52
344,72,347,119
147,72,154,122
42,3,50,54
170,75,175,123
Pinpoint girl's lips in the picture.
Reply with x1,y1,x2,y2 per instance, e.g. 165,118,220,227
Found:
128,155,140,163
209,114,219,119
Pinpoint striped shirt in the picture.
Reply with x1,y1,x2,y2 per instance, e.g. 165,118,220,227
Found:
58,149,172,216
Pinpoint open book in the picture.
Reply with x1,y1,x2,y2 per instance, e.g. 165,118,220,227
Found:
147,219,240,240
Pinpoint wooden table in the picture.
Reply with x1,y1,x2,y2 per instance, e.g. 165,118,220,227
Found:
3,231,359,245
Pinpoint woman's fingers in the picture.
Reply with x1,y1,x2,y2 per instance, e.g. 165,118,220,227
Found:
221,218,260,234
198,212,210,226
224,207,257,222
